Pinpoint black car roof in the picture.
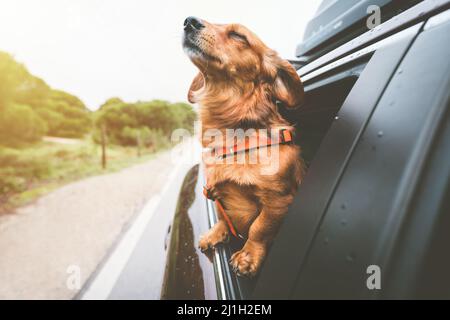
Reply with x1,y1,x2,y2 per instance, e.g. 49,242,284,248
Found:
296,0,423,60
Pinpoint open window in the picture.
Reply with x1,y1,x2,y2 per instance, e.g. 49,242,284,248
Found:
280,61,368,166
216,57,372,300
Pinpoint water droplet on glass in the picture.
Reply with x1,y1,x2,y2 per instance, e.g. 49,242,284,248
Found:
341,219,347,226
377,131,384,137
340,203,347,210
335,116,339,120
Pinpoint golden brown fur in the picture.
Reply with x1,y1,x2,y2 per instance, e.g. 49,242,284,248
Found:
183,17,305,276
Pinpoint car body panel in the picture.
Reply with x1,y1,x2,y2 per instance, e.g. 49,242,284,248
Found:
252,23,423,299
293,14,450,298
161,164,218,300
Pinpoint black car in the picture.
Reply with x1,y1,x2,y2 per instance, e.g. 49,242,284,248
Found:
83,0,450,300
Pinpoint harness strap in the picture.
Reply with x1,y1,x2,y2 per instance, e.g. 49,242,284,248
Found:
203,128,294,239
203,185,242,239
214,128,293,159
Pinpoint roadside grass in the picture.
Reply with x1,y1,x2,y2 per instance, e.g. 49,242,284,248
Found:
0,138,168,213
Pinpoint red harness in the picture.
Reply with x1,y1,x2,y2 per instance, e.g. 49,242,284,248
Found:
203,128,294,239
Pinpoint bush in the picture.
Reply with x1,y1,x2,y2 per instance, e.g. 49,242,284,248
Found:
0,175,28,194
0,147,51,195
0,103,47,146
93,99,196,147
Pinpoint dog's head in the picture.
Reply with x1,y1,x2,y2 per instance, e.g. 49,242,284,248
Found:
183,17,304,109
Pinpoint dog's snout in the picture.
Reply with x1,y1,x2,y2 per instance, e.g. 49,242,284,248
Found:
183,16,204,32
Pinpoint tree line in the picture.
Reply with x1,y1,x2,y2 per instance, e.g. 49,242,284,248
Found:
0,51,196,202
0,51,196,148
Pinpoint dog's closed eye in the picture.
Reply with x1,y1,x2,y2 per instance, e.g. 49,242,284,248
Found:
228,31,249,45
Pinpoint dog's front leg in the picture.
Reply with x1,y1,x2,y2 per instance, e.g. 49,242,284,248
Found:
230,195,291,277
203,163,225,200
198,220,230,252
199,166,230,252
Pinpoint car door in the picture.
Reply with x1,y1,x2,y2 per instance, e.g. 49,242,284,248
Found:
255,9,450,299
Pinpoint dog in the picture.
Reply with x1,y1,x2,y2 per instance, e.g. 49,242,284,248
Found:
183,17,305,277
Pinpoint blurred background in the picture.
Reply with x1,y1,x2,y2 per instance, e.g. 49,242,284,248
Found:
0,0,320,299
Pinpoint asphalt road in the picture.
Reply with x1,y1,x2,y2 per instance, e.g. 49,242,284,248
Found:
0,149,177,299
80,141,200,299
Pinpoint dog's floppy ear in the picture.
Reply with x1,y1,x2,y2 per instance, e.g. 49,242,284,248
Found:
264,54,304,109
273,59,305,108
188,72,205,103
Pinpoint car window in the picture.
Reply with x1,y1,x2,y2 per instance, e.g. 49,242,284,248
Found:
281,63,364,166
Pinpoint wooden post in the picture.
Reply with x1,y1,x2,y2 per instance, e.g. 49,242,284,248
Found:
101,124,107,169
137,130,142,158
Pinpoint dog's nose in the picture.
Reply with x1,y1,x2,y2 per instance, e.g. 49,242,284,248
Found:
184,16,204,32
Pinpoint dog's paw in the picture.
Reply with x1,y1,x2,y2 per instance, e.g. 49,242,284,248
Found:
198,228,229,252
229,243,266,277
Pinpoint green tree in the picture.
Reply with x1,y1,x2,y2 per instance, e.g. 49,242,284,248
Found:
0,51,92,145
0,103,47,146
93,98,196,147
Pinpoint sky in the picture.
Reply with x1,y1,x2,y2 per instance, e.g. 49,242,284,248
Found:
0,0,321,110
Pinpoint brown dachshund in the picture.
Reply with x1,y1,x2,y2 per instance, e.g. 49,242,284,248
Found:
183,17,305,277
